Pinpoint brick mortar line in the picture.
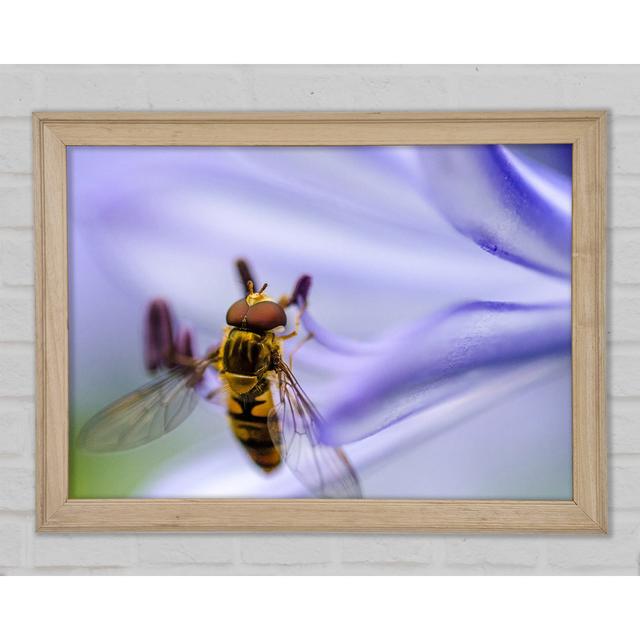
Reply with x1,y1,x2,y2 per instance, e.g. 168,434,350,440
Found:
0,286,34,293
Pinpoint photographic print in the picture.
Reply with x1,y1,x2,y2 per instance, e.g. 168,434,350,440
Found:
68,143,572,500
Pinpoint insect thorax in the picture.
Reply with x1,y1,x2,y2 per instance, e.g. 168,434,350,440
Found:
222,328,277,378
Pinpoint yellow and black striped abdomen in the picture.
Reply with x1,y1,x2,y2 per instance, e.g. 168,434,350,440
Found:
226,382,281,473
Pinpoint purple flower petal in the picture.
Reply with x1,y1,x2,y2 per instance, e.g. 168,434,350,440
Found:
301,309,379,356
319,300,571,445
417,145,571,278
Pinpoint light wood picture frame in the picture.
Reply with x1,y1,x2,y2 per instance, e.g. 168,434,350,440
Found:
34,111,607,533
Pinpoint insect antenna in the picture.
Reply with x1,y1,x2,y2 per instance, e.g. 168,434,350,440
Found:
235,258,256,294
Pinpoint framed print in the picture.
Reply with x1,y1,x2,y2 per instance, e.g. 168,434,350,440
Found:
34,111,607,532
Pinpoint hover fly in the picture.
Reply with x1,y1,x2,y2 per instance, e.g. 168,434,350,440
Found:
76,260,362,498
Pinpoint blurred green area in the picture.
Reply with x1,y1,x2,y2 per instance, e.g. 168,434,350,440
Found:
68,409,216,498
69,416,161,498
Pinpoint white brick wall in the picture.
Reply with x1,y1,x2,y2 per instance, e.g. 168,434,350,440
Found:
0,118,31,173
33,533,136,567
137,535,235,567
0,64,638,575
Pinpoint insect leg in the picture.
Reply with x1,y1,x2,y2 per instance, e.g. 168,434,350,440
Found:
204,385,223,402
288,331,315,369
173,342,220,372
280,303,305,341
206,343,221,365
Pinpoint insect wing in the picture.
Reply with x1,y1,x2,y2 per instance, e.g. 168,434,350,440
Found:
268,363,362,498
76,365,203,453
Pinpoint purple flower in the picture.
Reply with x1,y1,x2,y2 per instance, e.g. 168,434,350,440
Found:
68,143,573,499
307,300,570,445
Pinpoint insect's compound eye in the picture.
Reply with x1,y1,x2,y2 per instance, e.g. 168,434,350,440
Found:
226,299,250,327
226,299,287,331
245,301,287,331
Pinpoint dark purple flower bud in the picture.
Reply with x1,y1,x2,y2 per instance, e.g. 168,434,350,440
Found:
175,327,194,359
144,298,175,372
235,258,256,294
290,274,312,307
